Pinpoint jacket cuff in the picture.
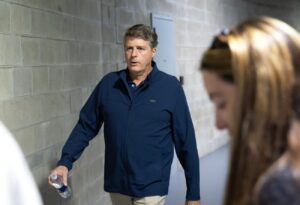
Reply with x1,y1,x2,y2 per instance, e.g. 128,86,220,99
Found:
57,158,73,171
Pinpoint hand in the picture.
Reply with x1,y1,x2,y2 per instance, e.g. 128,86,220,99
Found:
48,165,69,186
185,200,201,205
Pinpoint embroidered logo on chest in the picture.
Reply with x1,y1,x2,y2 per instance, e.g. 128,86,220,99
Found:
149,99,157,103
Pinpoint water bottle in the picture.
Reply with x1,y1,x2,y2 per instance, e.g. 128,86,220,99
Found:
49,173,72,199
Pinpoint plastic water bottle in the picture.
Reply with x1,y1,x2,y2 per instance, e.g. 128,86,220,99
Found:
49,173,72,199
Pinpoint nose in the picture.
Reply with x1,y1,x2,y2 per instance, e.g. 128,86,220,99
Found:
215,112,228,130
132,48,138,56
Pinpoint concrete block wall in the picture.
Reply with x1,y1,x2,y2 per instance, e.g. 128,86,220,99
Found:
0,0,105,204
0,0,299,205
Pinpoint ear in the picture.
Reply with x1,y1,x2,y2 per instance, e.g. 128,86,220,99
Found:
152,47,157,58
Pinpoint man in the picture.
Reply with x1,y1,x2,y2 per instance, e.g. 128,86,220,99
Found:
49,24,200,205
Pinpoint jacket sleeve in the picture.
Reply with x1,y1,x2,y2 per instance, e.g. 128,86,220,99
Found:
172,84,200,200
57,82,103,170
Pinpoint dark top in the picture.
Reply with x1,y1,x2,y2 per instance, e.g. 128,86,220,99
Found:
57,62,200,200
256,163,300,205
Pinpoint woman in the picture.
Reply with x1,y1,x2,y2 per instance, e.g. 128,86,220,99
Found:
200,16,300,205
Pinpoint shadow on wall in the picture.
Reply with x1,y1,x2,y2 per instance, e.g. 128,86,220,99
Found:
38,159,69,205
40,161,61,204
40,178,75,205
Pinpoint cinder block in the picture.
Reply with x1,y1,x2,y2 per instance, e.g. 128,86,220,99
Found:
116,8,134,26
206,0,223,12
31,0,55,11
86,158,103,183
102,4,115,24
145,0,176,14
53,0,79,16
102,63,117,76
3,96,43,130
32,67,49,94
62,113,78,140
78,0,100,20
116,25,126,44
31,9,48,37
68,41,80,64
0,2,10,33
21,37,41,66
2,97,28,130
133,12,148,25
76,64,93,87
101,44,114,64
186,8,205,22
0,68,13,100
74,18,101,42
102,0,115,6
81,87,93,107
47,13,65,39
13,126,41,156
26,149,44,170
40,39,55,65
2,93,69,130
68,166,84,193
70,88,83,113
53,41,70,65
36,117,65,147
103,193,114,205
128,0,145,12
86,179,103,204
11,4,31,34
80,42,100,64
102,24,116,43
221,4,239,27
187,0,205,9
61,15,75,40
49,66,64,91
63,65,84,89
13,67,32,96
115,0,127,8
0,35,22,65
31,164,51,193
26,144,60,170
40,93,70,120
32,10,69,39
84,64,102,86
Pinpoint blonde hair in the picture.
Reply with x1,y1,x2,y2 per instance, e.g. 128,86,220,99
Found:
201,17,300,205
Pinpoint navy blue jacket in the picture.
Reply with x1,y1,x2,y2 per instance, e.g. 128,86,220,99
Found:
58,62,200,200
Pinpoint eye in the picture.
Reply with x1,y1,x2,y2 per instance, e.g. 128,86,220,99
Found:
137,47,145,51
217,101,226,110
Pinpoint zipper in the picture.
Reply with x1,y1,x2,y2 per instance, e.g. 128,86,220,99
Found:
119,75,134,176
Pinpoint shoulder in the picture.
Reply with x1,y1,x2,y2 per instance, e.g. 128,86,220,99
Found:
101,70,123,82
153,70,182,93
96,70,125,89
256,160,300,205
157,70,180,83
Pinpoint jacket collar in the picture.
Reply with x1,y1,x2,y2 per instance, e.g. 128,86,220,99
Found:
120,61,159,85
118,61,159,100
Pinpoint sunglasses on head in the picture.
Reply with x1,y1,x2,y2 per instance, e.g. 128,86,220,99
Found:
211,29,230,49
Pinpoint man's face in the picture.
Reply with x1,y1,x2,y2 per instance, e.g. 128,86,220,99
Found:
124,37,156,76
